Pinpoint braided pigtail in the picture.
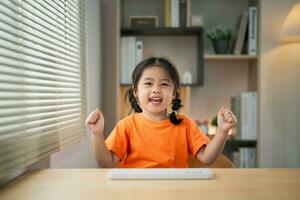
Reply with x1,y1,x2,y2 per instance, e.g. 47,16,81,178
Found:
125,87,142,114
169,92,183,125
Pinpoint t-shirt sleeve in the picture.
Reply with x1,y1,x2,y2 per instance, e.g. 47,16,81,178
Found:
105,120,129,160
186,116,210,157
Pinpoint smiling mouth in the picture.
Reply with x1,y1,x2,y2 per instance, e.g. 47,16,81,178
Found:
149,97,163,104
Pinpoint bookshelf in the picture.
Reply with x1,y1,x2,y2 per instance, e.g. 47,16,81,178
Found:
204,55,258,60
121,27,202,35
101,0,259,168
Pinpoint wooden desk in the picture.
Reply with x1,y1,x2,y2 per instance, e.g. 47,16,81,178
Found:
0,169,300,200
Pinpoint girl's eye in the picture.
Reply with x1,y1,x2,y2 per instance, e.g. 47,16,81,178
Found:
144,82,152,86
161,82,169,86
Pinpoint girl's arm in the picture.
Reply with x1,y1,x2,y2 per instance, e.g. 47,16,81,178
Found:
85,109,120,168
196,106,237,165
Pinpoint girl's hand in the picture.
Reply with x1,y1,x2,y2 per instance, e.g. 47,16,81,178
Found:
85,108,105,135
217,106,237,133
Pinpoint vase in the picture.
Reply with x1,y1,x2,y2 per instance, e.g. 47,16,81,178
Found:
212,39,230,54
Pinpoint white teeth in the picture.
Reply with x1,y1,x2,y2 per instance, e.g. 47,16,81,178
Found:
150,97,162,102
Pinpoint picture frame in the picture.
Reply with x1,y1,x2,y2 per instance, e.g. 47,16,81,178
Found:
129,16,158,28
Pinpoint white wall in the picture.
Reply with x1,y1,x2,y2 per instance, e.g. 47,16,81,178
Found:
190,60,249,120
258,0,300,167
49,0,101,168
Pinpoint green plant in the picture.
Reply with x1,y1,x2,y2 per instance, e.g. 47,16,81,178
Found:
211,116,218,127
207,24,235,41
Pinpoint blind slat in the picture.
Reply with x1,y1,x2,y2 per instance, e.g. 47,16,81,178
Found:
0,51,82,77
0,114,82,136
0,130,83,179
0,103,82,117
0,39,79,66
24,0,83,37
0,64,82,81
0,83,81,94
0,1,83,46
42,0,85,27
0,8,81,51
0,24,81,59
0,121,84,142
0,16,81,55
0,108,81,127
0,99,82,109
0,34,80,64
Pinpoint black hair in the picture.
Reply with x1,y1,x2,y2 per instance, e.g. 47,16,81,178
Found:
125,57,183,125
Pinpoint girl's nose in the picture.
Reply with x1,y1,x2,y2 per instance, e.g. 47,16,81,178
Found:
152,86,161,93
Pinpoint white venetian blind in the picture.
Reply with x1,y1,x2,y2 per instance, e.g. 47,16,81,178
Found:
0,0,86,180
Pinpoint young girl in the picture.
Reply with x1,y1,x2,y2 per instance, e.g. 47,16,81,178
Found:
85,57,237,168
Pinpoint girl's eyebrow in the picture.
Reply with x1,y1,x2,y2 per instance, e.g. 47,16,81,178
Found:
161,79,171,82
143,77,171,82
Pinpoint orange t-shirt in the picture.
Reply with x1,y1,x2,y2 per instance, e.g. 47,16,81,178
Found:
105,113,210,168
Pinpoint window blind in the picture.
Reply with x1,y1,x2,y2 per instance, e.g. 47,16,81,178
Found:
0,0,86,180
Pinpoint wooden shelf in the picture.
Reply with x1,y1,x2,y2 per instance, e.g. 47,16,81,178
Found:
121,27,203,36
225,139,257,148
204,55,258,60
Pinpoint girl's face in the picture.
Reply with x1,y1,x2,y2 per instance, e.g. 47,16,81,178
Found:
134,66,175,120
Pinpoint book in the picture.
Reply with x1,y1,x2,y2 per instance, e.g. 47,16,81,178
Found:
238,147,256,168
236,92,257,140
239,148,248,168
233,150,240,168
179,0,187,27
164,0,171,27
234,10,249,54
128,37,136,84
248,148,256,167
120,37,129,84
248,7,257,55
186,0,191,27
235,95,242,139
171,0,179,27
120,37,137,84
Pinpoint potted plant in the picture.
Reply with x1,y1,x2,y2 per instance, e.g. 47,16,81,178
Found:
207,24,235,54
208,115,218,136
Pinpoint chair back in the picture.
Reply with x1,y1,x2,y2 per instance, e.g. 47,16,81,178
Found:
188,154,234,168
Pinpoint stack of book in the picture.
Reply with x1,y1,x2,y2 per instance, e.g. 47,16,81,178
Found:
164,0,191,27
120,37,143,84
233,147,256,168
233,6,257,55
231,92,257,140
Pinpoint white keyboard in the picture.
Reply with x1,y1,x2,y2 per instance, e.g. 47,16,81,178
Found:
107,168,214,180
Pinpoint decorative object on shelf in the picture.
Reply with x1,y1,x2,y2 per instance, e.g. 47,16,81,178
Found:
191,15,203,27
208,115,218,135
195,118,209,135
211,115,218,127
279,3,300,43
129,16,158,28
182,70,192,84
207,24,235,54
